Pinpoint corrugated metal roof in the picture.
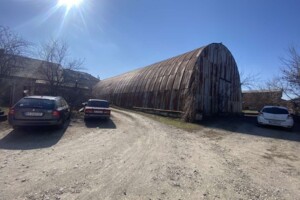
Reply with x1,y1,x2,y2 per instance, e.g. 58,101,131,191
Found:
94,43,242,120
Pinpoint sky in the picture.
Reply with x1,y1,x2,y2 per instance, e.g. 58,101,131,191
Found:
0,0,300,88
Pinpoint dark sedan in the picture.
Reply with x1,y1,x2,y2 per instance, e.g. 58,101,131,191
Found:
8,96,70,129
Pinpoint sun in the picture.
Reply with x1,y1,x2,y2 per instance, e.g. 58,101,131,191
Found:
58,0,83,8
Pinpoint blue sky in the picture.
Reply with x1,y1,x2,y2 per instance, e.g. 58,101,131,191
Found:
0,0,300,88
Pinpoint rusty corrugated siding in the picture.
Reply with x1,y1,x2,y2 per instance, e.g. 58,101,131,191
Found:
94,43,242,120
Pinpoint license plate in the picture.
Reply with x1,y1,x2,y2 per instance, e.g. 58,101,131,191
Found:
94,111,103,113
269,120,280,125
25,112,43,117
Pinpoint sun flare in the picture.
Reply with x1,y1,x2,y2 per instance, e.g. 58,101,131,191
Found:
58,0,83,8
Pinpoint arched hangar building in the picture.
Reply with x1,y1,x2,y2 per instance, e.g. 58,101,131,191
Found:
94,43,242,121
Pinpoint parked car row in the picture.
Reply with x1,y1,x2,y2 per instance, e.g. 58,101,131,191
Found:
7,96,111,129
5,96,294,131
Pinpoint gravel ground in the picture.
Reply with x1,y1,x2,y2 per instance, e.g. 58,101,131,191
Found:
0,109,299,200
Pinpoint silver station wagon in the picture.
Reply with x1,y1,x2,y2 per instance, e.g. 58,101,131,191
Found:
8,96,70,129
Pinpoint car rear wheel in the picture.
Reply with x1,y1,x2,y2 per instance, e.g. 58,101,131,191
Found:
57,119,65,129
67,113,71,120
256,121,262,127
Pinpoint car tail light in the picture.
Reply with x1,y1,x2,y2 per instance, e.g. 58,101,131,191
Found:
9,108,15,116
258,112,262,116
85,109,93,113
52,110,60,117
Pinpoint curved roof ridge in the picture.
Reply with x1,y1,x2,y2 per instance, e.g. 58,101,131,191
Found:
101,45,208,82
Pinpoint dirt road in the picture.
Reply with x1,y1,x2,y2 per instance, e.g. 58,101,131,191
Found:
0,109,299,200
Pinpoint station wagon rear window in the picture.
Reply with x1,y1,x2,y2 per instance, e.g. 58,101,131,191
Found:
87,101,109,108
16,98,55,109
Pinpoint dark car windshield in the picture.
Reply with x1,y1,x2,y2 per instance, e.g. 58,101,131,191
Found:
16,98,55,109
87,101,109,108
262,107,289,114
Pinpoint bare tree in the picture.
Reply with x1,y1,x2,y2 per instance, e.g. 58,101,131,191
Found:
267,46,300,99
265,46,300,114
280,46,300,99
38,39,85,95
239,69,261,90
0,25,29,76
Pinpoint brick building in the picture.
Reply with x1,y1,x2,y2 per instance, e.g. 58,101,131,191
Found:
242,90,283,111
0,55,99,106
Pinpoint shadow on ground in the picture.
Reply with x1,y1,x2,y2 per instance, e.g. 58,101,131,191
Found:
0,116,7,122
200,115,300,142
0,121,70,150
84,118,117,129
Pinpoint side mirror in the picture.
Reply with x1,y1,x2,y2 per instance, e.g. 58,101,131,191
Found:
82,102,87,106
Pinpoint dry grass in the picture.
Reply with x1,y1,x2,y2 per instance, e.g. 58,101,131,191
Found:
141,113,203,132
0,107,9,113
112,106,203,132
243,110,259,116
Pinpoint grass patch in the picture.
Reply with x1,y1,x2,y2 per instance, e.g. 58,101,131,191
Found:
112,106,203,132
144,114,203,132
243,110,259,116
0,107,9,113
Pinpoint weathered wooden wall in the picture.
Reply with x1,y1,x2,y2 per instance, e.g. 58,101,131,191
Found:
193,44,241,116
93,43,242,120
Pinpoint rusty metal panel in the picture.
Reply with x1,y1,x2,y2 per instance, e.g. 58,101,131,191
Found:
186,57,197,71
144,78,152,93
166,74,175,90
153,61,166,78
171,54,186,75
134,72,146,93
159,63,170,77
131,73,145,104
173,49,198,90
136,68,151,93
178,88,188,111
161,58,175,77
170,89,179,110
172,53,191,91
153,76,162,91
164,53,187,92
150,63,165,91
166,57,178,76
131,73,141,93
179,49,201,90
148,63,163,92
122,73,134,93
181,70,193,89
160,75,169,91
141,67,155,93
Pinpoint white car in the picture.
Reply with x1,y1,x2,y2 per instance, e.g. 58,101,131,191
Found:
83,99,111,120
257,106,294,130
